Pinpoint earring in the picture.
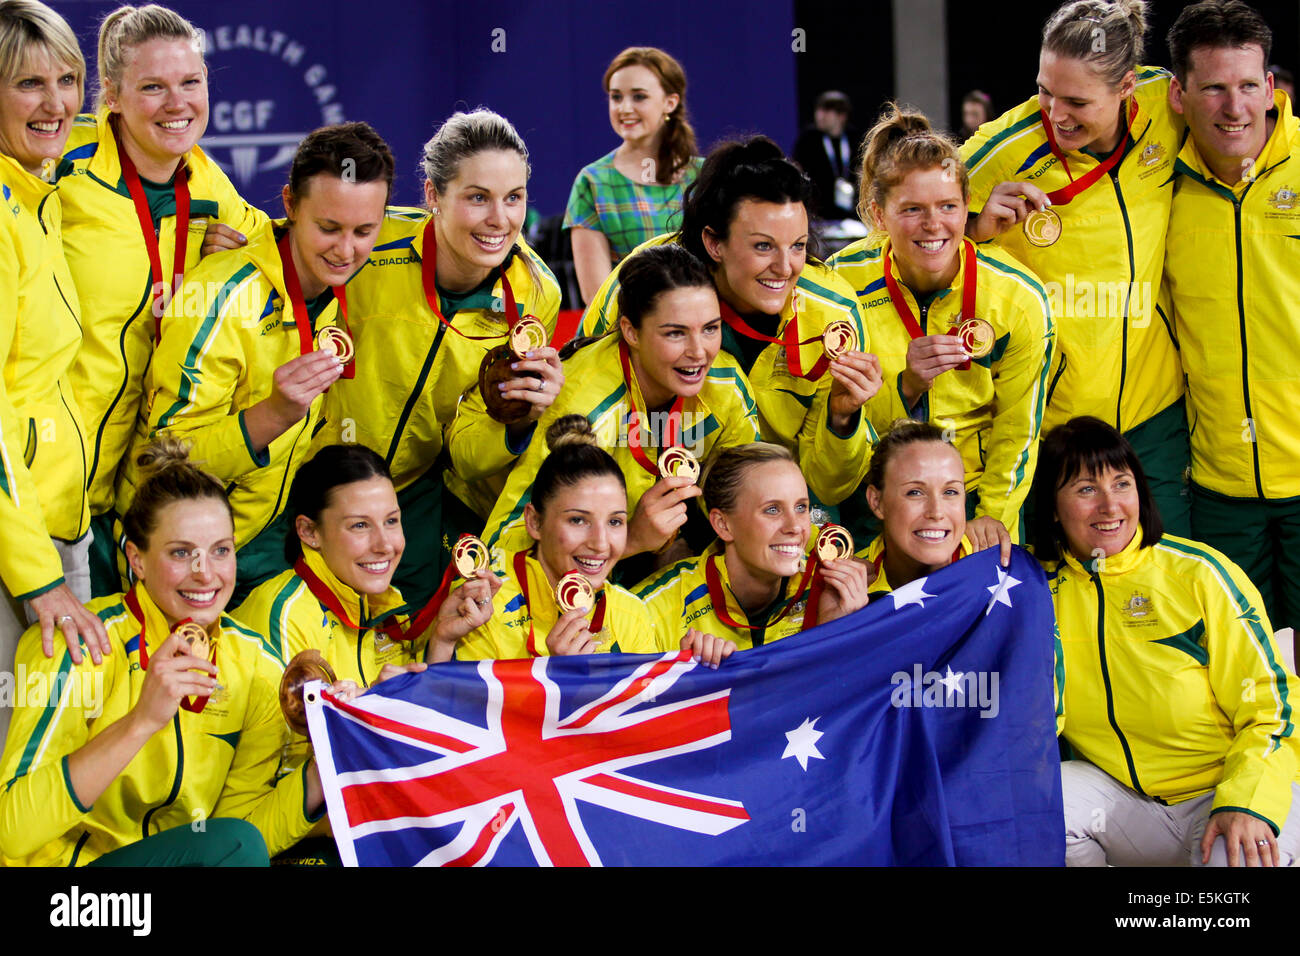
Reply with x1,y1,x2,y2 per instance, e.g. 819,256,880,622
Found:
432,207,440,216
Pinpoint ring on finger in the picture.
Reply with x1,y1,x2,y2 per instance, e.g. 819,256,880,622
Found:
57,614,73,624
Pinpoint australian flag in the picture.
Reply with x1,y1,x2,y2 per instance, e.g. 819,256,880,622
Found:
306,547,1064,866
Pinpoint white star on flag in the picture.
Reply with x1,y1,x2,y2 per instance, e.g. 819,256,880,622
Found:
782,717,825,771
890,576,936,610
938,666,965,699
985,568,1022,614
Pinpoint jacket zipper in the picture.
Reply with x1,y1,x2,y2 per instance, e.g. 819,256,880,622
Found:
1230,192,1265,497
1090,570,1144,793
140,713,185,838
1108,168,1136,431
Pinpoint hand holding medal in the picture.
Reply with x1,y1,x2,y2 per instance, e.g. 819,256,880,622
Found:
478,316,562,425
545,571,607,656
279,649,339,736
809,524,872,624
821,319,883,431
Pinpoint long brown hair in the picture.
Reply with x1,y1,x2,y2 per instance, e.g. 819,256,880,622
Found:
603,46,697,185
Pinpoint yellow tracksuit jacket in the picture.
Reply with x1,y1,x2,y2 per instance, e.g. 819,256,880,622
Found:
58,111,269,514
455,548,659,660
1164,91,1300,500
311,207,560,515
1046,530,1298,832
633,539,819,650
962,67,1184,433
828,238,1055,533
575,234,875,505
0,152,90,600
478,334,761,553
233,546,428,684
117,223,347,550
0,584,318,865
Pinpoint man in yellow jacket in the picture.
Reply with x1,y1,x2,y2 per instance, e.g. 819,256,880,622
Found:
1162,1,1300,638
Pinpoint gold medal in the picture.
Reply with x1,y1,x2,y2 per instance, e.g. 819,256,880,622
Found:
453,535,489,577
656,446,700,484
315,326,354,364
1023,207,1062,247
509,316,548,357
815,524,855,563
279,649,338,736
556,571,595,614
173,621,211,662
956,317,996,359
821,319,859,359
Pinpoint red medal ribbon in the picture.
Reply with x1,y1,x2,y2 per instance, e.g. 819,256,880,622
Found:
703,551,821,634
717,297,831,380
1038,98,1139,205
882,237,979,371
293,550,463,646
124,587,212,713
512,550,607,657
419,217,520,341
113,122,190,338
617,337,685,477
276,230,354,379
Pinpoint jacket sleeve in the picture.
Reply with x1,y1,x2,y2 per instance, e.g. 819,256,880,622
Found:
1202,560,1298,833
575,263,622,338
213,647,322,855
0,629,110,859
0,219,67,598
446,382,533,483
973,287,1056,529
147,271,269,480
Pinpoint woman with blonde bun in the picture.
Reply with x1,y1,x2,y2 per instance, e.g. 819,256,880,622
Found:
0,440,325,866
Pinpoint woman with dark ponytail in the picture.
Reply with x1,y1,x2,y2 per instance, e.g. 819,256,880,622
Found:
566,47,701,304
828,103,1055,547
478,243,760,564
575,135,884,515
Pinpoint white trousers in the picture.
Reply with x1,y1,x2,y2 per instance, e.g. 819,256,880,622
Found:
1063,759,1300,866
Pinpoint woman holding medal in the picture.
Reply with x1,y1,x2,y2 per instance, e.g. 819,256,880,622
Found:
636,443,872,654
59,4,268,597
116,122,394,602
573,137,883,514
1031,417,1299,866
235,443,499,684
960,0,1190,533
0,441,326,866
311,109,561,605
828,104,1055,543
478,244,761,568
457,416,663,660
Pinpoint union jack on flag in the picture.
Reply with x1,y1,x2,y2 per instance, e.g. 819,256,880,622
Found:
308,548,1065,866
